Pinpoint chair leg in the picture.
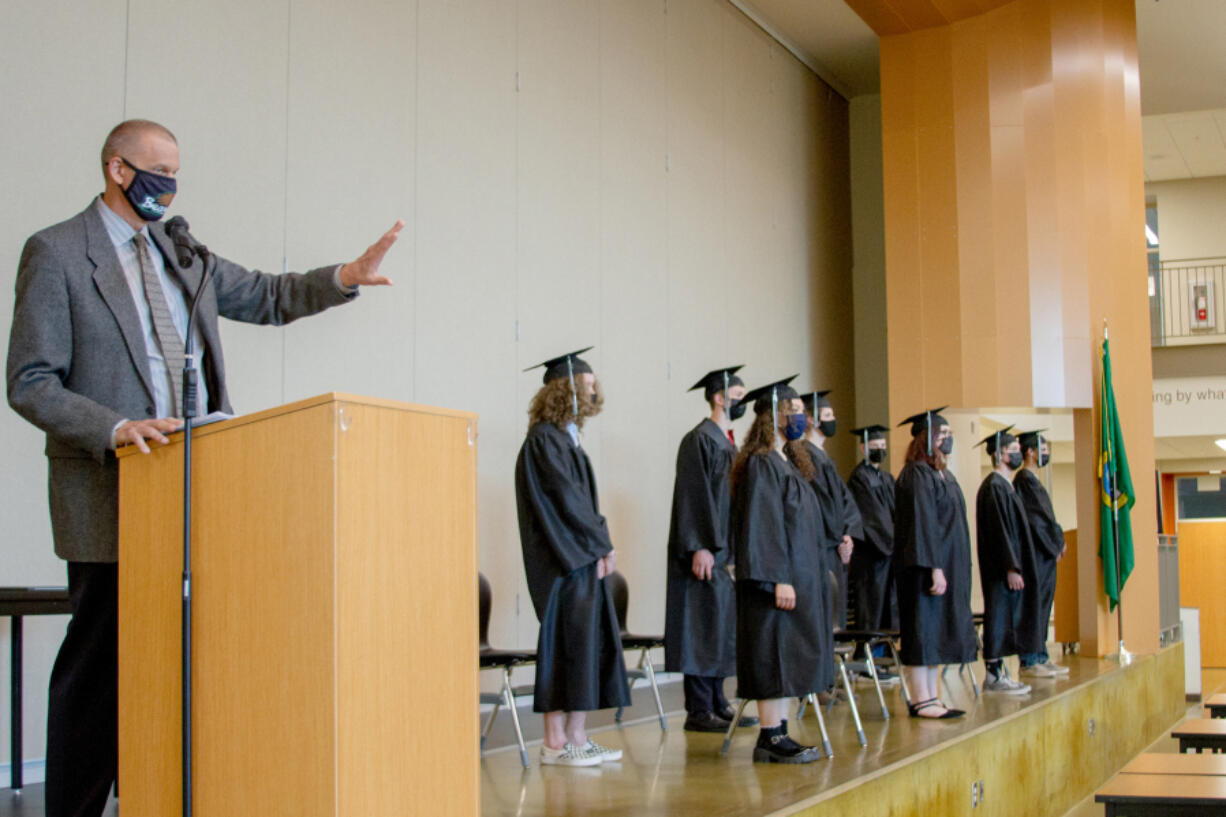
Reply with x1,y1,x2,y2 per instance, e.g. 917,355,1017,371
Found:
863,642,889,720
885,639,911,706
481,690,503,751
502,669,530,768
639,648,667,732
837,656,867,747
811,693,833,759
796,695,809,719
720,699,749,754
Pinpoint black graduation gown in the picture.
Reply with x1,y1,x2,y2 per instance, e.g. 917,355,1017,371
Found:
975,472,1044,659
1013,468,1064,651
893,462,977,666
663,419,737,677
733,452,830,699
847,461,898,630
804,441,864,628
514,422,630,713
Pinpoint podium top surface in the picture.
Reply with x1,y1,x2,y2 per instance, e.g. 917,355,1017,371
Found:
116,392,477,458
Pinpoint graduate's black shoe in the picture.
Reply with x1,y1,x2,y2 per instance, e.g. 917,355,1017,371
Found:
907,698,965,719
752,734,821,764
717,706,759,727
684,711,732,732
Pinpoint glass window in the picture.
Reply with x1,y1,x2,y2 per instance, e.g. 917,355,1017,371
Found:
1177,475,1226,520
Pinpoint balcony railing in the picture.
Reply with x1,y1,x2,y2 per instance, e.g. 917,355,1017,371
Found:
1151,258,1226,347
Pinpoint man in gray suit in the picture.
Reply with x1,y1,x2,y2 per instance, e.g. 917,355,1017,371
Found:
6,119,402,817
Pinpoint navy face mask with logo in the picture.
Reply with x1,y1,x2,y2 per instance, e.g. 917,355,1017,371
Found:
121,157,177,221
783,412,807,441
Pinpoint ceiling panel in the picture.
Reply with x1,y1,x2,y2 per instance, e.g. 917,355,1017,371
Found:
1165,113,1226,177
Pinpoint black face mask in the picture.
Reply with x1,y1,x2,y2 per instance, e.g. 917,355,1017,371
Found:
1005,452,1023,470
868,447,886,464
938,436,954,456
728,398,746,421
1038,451,1050,467
818,419,836,438
120,157,176,221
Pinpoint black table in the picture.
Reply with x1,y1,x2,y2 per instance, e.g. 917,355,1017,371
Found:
0,588,71,791
1096,773,1226,815
1173,720,1226,755
1206,693,1226,719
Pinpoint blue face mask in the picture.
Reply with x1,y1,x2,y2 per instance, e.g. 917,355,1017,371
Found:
121,157,177,221
783,412,807,441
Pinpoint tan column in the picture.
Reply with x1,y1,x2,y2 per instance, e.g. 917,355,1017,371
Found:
868,0,1158,655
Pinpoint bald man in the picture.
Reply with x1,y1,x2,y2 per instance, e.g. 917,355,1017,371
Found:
6,119,401,817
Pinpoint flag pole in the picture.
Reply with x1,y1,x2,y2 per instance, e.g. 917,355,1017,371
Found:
1105,321,1130,664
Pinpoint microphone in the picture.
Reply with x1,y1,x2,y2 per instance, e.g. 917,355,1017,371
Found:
165,216,207,269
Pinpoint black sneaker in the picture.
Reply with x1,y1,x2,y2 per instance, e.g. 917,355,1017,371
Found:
684,711,732,732
753,734,821,764
717,706,759,727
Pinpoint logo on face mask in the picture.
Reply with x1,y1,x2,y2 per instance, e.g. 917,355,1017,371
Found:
120,157,177,222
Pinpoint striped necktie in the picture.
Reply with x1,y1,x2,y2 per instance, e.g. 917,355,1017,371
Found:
135,233,186,416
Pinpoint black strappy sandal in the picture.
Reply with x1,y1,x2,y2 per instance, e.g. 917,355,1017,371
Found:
907,698,966,719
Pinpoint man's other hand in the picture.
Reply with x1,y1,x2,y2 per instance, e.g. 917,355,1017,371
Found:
338,220,404,287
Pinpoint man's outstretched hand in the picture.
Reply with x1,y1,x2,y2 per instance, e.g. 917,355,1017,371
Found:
338,220,404,288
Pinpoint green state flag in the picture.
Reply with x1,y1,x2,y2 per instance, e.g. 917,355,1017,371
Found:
1098,337,1134,611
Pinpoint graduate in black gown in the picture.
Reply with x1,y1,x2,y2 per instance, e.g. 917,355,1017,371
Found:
974,427,1040,695
515,347,630,767
731,377,826,764
1014,430,1070,679
893,408,976,719
664,366,758,732
798,390,863,630
846,425,898,635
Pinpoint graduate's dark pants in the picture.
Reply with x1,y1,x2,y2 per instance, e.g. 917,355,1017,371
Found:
824,546,849,629
849,547,896,659
1021,552,1059,667
45,562,118,817
683,675,731,715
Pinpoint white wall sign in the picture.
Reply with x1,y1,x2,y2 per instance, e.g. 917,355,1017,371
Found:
1153,376,1226,437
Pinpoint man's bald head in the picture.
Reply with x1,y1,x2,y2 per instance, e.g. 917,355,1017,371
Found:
100,120,177,178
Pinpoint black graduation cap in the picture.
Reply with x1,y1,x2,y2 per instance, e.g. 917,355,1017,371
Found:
524,347,594,385
850,424,890,441
1017,428,1048,451
898,407,949,437
800,389,832,415
898,406,949,455
742,375,799,415
975,425,1016,457
689,366,745,400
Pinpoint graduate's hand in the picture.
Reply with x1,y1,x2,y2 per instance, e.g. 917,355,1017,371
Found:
599,550,617,579
596,557,607,580
1058,543,1067,561
929,568,947,596
338,220,404,287
838,535,854,564
1006,569,1024,591
774,583,796,611
692,549,715,581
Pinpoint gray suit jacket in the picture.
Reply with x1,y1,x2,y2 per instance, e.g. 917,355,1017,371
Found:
6,201,357,562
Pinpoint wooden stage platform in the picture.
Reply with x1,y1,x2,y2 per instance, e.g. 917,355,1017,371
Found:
479,644,1186,817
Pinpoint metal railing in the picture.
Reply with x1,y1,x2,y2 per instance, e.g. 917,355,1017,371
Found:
1151,258,1226,346
1157,534,1181,648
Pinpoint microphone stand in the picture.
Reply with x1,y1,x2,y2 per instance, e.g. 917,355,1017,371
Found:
179,243,215,817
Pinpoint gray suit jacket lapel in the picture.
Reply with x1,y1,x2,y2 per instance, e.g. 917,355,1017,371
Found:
85,206,157,403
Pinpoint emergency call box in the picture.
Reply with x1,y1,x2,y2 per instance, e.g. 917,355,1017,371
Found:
1189,280,1215,330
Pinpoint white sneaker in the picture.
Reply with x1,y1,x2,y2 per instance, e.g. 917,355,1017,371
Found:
983,675,1031,695
1042,661,1071,676
1020,663,1059,679
582,739,623,762
540,742,603,767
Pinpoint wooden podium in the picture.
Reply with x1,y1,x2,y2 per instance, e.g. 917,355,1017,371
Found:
117,393,479,816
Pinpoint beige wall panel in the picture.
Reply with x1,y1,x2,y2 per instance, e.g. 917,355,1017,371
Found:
665,0,736,449
280,0,417,406
411,0,522,652
591,0,671,635
126,0,292,413
850,95,889,427
1148,178,1226,261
